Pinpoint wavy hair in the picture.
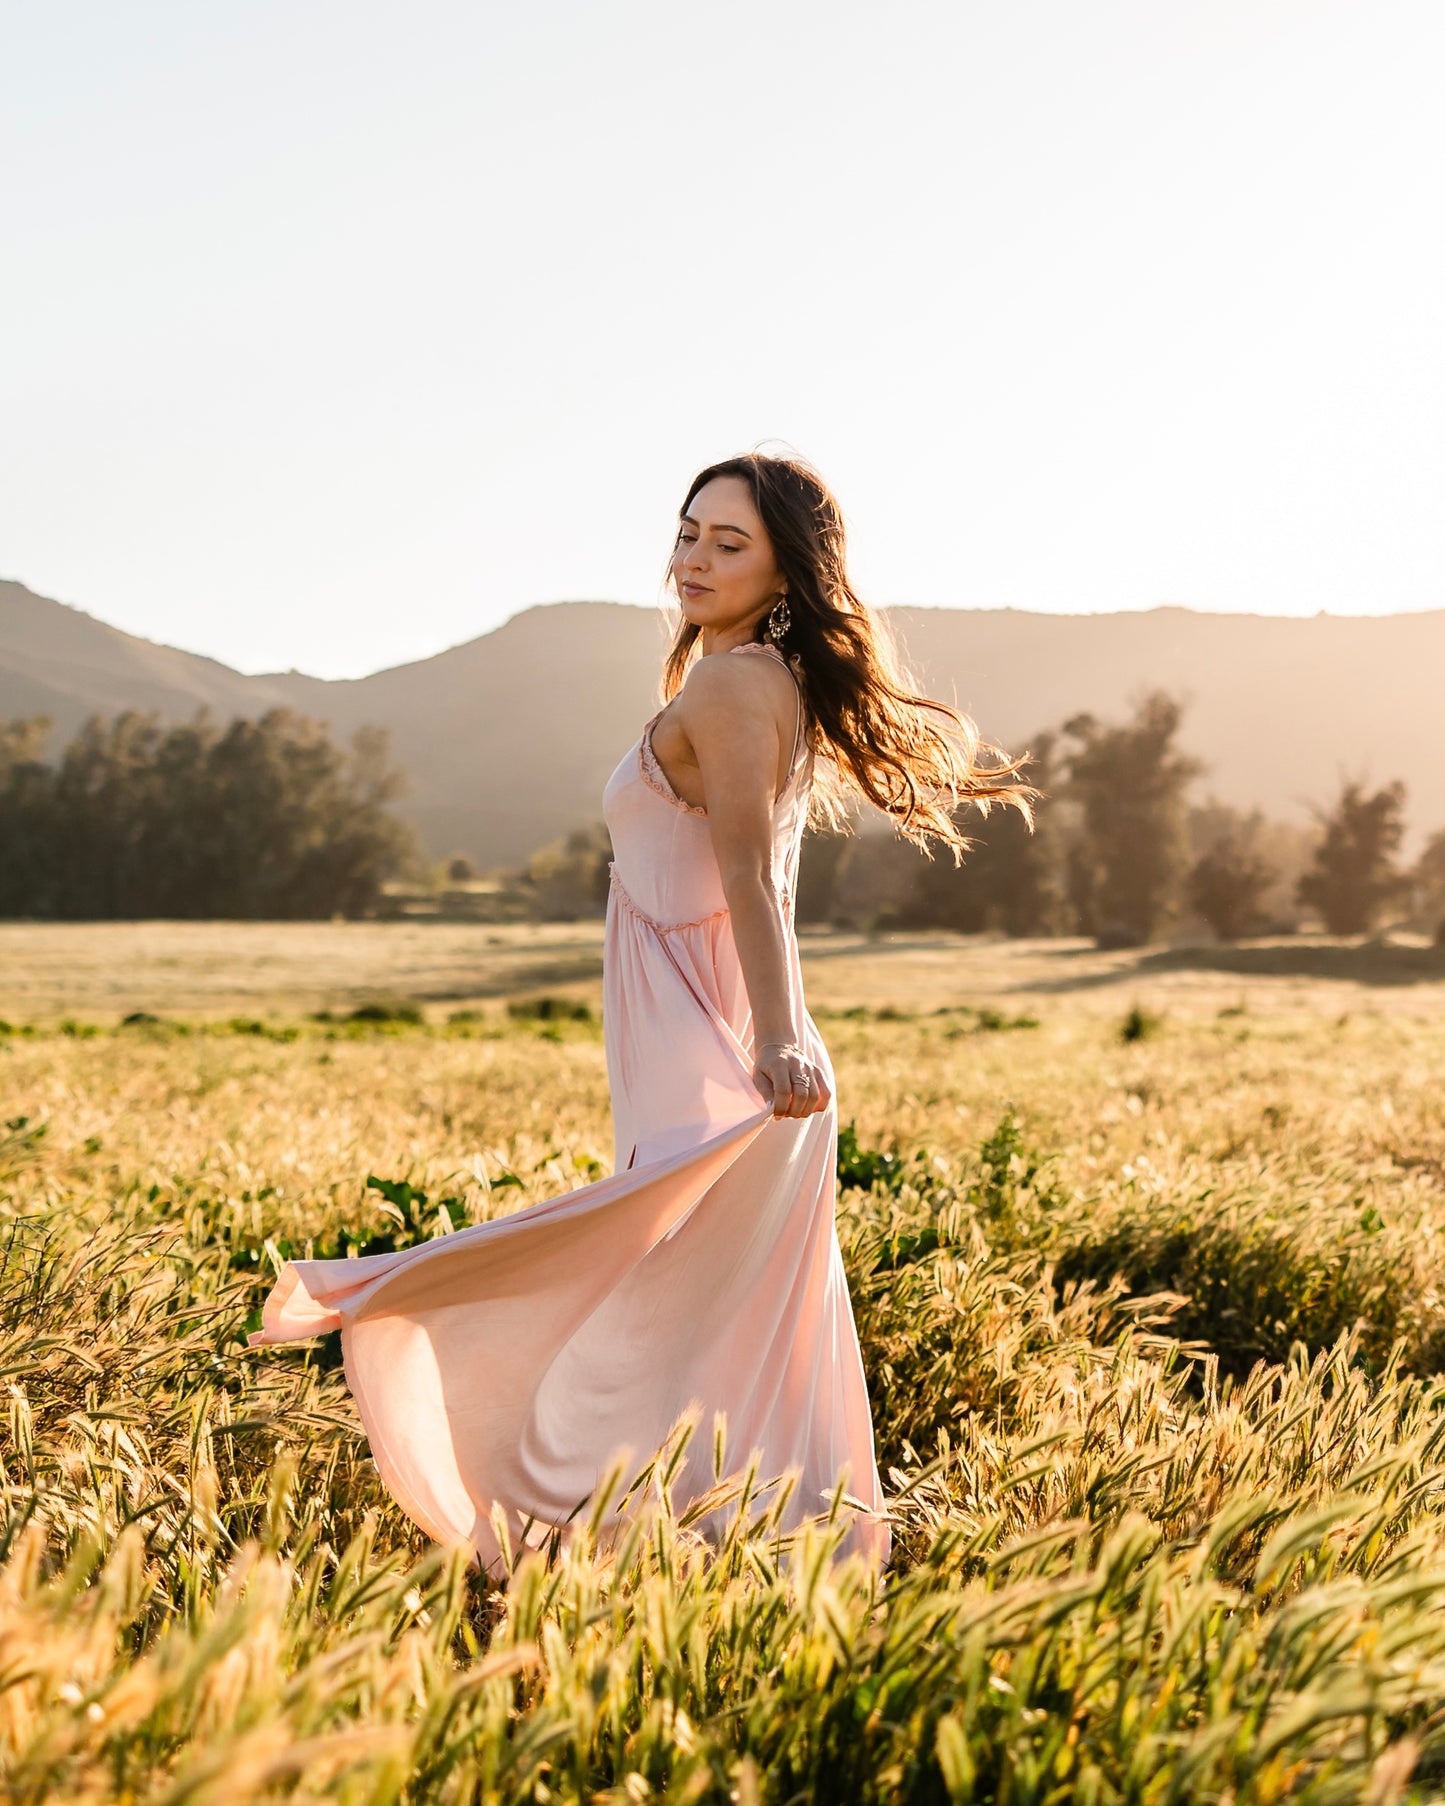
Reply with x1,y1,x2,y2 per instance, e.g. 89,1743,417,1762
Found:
661,452,1036,860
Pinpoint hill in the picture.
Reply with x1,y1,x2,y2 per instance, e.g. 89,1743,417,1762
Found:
3,577,1442,866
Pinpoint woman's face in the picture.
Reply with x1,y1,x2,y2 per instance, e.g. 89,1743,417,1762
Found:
671,475,785,636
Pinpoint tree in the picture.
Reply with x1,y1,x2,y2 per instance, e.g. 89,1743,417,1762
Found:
829,831,929,931
795,827,851,926
1061,693,1203,946
0,717,58,916
1296,780,1407,935
0,706,421,919
520,821,614,920
1186,799,1316,936
901,730,1068,936
1188,829,1276,941
1413,828,1445,941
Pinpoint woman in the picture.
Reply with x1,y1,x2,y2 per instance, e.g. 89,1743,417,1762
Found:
249,452,1029,1575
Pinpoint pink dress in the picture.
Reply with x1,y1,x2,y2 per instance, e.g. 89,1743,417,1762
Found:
248,640,889,1572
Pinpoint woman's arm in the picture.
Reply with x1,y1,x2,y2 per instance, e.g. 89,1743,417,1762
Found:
675,657,831,1120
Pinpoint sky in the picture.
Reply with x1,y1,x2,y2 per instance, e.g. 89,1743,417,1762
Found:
3,0,1442,680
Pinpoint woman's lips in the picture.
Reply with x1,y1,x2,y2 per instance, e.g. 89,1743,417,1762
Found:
681,583,710,596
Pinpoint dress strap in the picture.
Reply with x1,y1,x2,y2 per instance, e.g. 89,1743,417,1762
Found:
729,641,805,781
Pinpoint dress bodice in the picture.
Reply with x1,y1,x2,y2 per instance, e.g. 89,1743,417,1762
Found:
602,641,813,931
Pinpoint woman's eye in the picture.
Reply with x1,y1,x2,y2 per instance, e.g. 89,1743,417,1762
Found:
718,544,741,554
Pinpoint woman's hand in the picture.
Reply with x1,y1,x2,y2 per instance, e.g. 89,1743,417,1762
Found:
752,1041,833,1119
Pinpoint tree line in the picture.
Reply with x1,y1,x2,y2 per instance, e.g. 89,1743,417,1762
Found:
0,708,421,919
516,691,1445,946
4,692,1441,940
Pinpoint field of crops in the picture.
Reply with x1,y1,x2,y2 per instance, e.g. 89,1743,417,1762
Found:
4,923,1445,1804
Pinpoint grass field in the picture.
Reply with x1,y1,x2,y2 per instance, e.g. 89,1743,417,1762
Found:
4,923,1445,1803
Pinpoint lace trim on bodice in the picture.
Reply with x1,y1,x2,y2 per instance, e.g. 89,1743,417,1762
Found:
637,641,808,819
638,719,707,815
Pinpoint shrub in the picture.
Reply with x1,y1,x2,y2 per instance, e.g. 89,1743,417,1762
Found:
505,995,593,1023
347,998,426,1025
1119,1003,1163,1043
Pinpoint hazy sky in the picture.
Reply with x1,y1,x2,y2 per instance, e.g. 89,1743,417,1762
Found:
4,1,1442,679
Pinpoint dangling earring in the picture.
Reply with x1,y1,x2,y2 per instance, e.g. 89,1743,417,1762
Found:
767,594,790,644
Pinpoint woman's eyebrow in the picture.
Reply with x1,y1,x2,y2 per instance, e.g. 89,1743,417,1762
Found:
680,514,753,539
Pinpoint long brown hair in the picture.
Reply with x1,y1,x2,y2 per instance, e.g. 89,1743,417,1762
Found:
662,452,1035,860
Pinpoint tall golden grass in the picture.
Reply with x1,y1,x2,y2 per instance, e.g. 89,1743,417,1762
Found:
4,974,1445,1801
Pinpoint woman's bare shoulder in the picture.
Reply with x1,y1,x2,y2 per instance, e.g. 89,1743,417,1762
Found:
676,656,796,766
680,647,796,725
